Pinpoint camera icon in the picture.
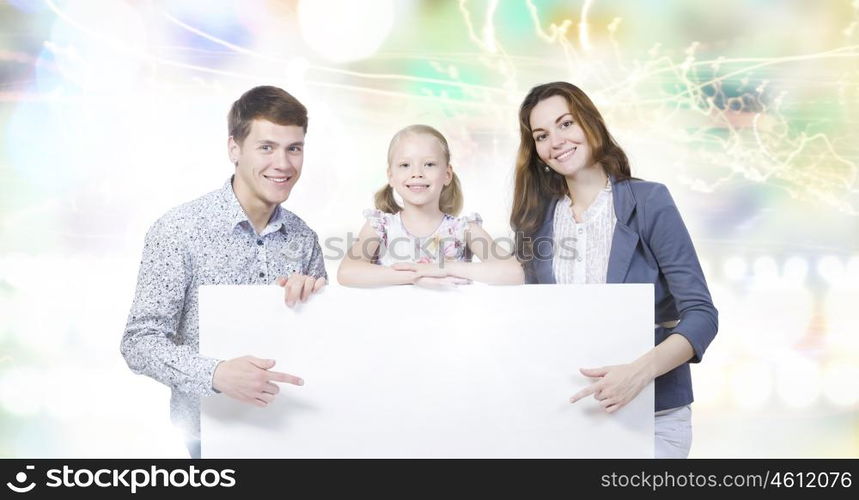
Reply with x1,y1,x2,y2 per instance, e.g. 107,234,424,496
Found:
6,465,36,493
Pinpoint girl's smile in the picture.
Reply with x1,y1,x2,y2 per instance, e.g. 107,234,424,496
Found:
387,132,452,208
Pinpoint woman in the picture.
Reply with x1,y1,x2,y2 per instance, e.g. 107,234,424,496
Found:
511,81,718,458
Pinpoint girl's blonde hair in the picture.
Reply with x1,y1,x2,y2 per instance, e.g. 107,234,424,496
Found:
374,124,463,215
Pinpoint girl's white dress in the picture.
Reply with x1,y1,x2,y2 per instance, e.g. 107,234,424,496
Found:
363,209,482,266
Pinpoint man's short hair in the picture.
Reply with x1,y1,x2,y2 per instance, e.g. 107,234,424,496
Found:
228,85,308,144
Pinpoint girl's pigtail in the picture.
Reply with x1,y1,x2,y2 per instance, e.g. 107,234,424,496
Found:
439,171,463,216
374,184,402,214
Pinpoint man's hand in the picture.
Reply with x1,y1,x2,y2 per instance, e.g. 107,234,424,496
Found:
212,356,303,407
276,274,326,307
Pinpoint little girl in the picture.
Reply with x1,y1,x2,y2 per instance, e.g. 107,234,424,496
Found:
338,124,523,287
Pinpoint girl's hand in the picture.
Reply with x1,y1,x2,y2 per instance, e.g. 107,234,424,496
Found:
414,276,472,288
391,263,471,286
391,262,445,278
568,359,652,413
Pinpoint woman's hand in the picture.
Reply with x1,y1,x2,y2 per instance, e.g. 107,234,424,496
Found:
569,358,653,413
569,335,694,413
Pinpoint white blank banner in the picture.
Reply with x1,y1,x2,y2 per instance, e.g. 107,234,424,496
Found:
200,283,654,457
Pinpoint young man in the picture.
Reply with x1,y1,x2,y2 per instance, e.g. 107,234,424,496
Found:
121,86,327,458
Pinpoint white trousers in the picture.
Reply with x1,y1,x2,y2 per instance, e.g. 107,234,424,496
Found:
654,405,692,458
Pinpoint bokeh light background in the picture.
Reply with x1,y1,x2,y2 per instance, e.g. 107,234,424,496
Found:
1,0,857,457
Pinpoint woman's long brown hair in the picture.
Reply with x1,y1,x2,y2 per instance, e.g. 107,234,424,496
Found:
510,82,632,261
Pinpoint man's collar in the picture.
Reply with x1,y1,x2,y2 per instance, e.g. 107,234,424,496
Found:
220,176,288,235
221,177,248,230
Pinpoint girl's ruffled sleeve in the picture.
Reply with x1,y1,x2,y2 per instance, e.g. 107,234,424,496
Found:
362,208,388,239
444,213,483,261
454,212,483,238
461,212,483,227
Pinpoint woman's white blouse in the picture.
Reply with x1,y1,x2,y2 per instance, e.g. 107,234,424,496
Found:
551,182,617,284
